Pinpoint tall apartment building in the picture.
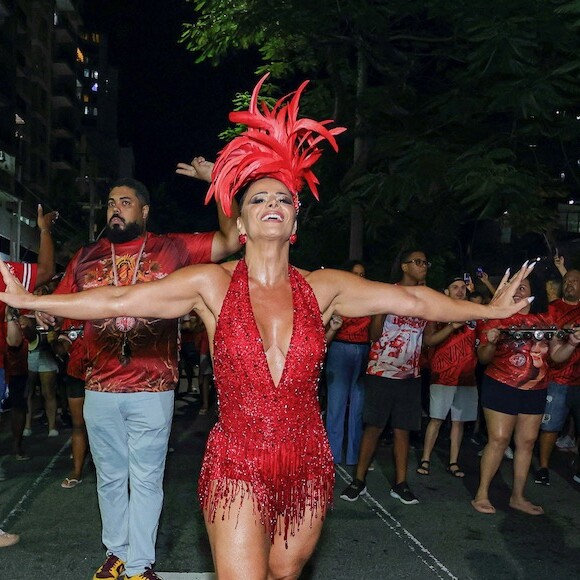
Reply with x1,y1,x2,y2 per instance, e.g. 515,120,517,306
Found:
0,0,123,264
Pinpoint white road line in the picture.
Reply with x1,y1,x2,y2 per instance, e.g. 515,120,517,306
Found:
0,438,71,529
335,465,458,580
157,575,215,579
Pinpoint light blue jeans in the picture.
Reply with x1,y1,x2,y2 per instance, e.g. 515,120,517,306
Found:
325,341,368,465
84,390,174,577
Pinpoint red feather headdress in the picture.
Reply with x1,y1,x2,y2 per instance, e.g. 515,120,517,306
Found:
205,74,346,216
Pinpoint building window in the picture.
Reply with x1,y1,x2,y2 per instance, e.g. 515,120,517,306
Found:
84,68,90,77
91,83,98,92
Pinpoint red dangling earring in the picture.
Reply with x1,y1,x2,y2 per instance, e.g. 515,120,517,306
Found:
289,233,297,245
239,233,247,245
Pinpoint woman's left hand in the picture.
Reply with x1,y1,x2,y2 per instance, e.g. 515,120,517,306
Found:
486,260,537,318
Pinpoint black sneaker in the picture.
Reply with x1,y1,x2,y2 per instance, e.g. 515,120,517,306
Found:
340,478,366,502
390,482,419,505
534,467,550,486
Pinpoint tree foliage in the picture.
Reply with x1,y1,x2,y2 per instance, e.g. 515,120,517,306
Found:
181,0,580,274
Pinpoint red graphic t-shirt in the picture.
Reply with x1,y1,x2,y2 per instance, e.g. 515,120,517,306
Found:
478,312,554,390
366,314,427,379
548,299,580,386
0,262,37,369
429,322,477,387
54,232,214,393
334,316,371,343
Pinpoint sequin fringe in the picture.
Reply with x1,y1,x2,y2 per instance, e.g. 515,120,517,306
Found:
199,429,334,545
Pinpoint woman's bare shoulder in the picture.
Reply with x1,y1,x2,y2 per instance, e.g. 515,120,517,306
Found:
302,267,349,285
179,260,238,279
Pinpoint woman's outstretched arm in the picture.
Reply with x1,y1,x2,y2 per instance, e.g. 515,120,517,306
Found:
311,262,536,324
0,260,218,322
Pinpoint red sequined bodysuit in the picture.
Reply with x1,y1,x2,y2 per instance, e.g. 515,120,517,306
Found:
198,260,334,543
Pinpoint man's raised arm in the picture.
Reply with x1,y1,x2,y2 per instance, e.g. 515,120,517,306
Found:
35,204,58,287
176,156,241,261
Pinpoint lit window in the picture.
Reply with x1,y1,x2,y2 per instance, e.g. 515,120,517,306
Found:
93,108,98,116
84,106,89,115
93,71,99,79
84,69,90,77
83,94,89,103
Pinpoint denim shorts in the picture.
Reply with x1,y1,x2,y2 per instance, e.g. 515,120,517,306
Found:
541,382,569,432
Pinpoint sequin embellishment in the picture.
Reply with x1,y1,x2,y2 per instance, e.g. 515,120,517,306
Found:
198,259,334,544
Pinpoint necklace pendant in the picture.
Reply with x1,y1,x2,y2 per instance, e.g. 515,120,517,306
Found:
115,316,136,332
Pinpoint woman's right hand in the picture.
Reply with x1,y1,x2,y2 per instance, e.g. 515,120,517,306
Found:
0,261,36,310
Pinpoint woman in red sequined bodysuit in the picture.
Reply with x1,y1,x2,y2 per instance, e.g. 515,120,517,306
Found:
0,97,540,580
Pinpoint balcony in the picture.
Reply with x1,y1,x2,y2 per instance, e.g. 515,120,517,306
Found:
52,93,75,109
52,60,74,77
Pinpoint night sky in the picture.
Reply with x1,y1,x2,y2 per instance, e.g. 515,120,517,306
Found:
81,0,258,229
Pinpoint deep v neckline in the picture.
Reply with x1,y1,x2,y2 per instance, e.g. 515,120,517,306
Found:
242,259,296,389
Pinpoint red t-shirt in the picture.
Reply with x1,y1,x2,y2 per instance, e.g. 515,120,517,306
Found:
428,321,477,386
478,312,554,390
334,316,371,343
548,299,580,386
54,232,214,393
59,318,87,381
0,262,37,369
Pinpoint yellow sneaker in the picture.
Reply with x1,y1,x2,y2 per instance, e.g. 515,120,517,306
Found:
125,568,163,580
93,554,125,580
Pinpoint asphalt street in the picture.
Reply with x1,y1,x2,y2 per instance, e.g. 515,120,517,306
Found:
1,392,580,579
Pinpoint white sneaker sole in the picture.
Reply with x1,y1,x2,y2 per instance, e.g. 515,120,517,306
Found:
390,489,419,505
340,486,366,502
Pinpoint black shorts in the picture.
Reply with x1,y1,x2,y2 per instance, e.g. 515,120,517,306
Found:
481,375,546,416
66,375,86,399
363,375,422,431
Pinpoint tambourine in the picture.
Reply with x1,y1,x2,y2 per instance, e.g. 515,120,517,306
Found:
500,326,578,341
37,327,84,341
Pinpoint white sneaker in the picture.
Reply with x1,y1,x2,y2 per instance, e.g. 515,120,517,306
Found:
48,429,59,437
504,446,514,460
556,435,576,449
23,428,32,437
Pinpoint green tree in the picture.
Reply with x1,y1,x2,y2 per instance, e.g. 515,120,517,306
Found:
181,0,580,276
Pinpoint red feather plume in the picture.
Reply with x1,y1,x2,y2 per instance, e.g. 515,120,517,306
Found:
205,74,346,216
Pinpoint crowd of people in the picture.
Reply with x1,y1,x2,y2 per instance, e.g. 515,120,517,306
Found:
0,75,578,580
338,255,580,516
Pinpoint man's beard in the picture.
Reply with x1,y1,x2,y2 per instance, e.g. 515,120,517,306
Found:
105,221,145,243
